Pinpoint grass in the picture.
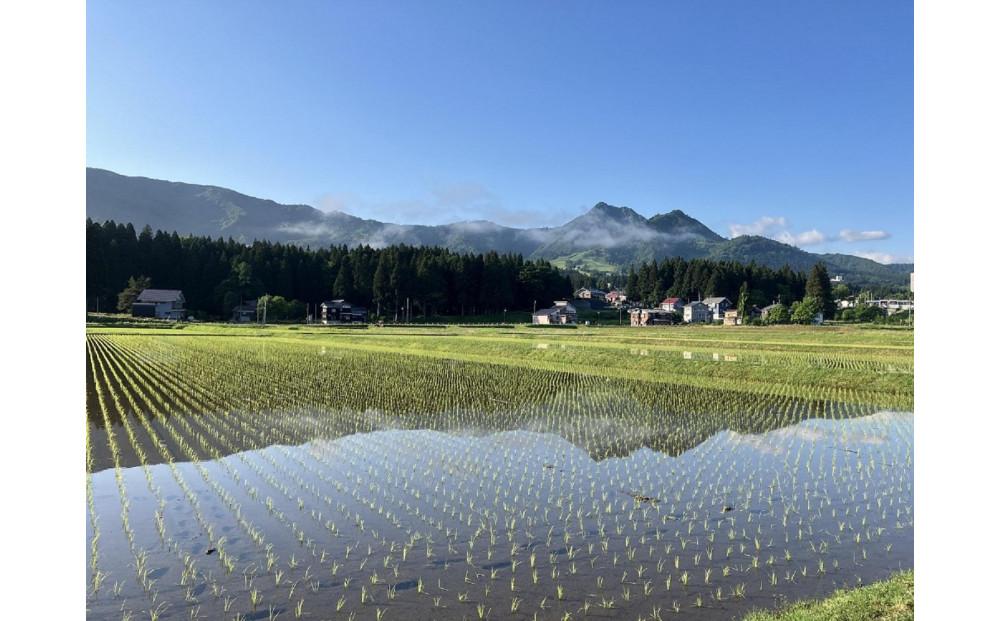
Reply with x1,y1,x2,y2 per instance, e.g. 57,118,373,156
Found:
744,571,913,621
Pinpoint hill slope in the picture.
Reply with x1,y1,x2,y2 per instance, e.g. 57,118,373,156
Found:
86,168,911,286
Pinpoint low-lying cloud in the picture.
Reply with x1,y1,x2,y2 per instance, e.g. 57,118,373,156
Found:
729,216,826,247
852,251,913,265
839,229,891,242
730,217,894,249
311,182,575,228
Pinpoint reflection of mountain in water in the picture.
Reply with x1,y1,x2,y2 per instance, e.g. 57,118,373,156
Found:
86,336,905,472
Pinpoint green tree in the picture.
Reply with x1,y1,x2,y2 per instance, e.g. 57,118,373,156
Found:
764,303,790,325
372,254,391,317
832,283,851,300
736,281,750,319
806,263,835,319
625,267,640,303
791,296,822,324
117,275,152,312
332,257,356,301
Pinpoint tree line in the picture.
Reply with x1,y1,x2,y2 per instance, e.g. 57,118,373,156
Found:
621,257,815,308
87,219,572,319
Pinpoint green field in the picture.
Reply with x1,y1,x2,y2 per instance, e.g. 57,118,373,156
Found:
86,322,913,621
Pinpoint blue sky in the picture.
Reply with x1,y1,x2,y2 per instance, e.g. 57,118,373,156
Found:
88,0,913,262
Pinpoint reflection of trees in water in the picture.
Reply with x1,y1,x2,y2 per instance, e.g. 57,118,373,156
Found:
86,335,899,472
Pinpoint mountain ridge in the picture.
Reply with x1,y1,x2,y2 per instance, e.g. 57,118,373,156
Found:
86,167,911,286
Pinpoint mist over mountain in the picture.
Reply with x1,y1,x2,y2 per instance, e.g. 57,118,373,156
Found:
86,168,911,286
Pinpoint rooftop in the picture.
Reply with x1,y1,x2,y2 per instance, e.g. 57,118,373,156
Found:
136,289,184,303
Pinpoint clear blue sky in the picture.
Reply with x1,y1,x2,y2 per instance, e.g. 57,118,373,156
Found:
88,0,913,262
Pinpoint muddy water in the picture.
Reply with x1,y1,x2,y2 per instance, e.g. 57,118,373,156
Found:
87,412,912,620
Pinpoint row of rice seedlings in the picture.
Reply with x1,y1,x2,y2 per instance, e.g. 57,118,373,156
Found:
87,333,912,618
86,340,166,620
100,336,376,608
94,339,291,590
90,337,263,615
90,338,284,619
87,333,900,476
105,337,422,618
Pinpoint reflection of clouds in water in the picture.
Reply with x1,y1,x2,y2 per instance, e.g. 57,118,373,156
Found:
738,412,907,455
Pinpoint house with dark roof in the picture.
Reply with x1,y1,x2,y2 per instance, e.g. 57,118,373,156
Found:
132,289,186,320
320,299,367,324
702,297,732,321
683,301,712,323
533,301,577,325
631,308,680,327
231,299,258,323
574,287,607,301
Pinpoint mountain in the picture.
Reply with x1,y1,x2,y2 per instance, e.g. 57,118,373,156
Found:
86,168,911,286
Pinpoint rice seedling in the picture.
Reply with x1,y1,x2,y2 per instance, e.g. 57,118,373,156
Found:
85,327,912,620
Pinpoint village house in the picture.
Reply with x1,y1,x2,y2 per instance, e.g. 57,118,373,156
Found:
723,308,741,326
532,300,577,325
605,290,627,307
702,297,732,321
865,298,914,315
574,287,606,301
231,299,258,323
132,289,186,320
683,301,712,323
659,297,684,313
320,299,368,324
630,308,680,327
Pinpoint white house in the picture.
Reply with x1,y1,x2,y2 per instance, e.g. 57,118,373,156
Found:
702,297,731,321
533,301,577,325
132,289,186,320
683,301,712,323
574,288,606,301
659,297,684,313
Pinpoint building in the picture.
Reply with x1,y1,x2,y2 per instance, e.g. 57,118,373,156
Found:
231,299,258,323
631,308,680,327
659,297,684,313
683,301,712,323
759,303,784,321
605,290,627,307
574,287,606,301
865,299,914,315
320,299,368,324
831,275,844,284
702,297,732,321
533,301,577,325
723,308,741,326
132,289,186,320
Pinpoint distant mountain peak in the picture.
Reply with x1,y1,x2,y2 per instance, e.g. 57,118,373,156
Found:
85,167,910,286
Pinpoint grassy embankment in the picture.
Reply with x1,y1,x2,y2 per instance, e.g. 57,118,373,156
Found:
744,571,913,621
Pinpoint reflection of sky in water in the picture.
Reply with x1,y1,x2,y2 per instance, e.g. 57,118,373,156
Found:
88,412,912,621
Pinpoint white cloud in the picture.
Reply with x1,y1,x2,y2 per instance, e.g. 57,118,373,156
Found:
729,217,825,247
776,228,826,246
852,251,913,265
839,229,891,242
311,183,576,228
728,216,787,238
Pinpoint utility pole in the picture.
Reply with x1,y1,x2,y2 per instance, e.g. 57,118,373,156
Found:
262,295,268,324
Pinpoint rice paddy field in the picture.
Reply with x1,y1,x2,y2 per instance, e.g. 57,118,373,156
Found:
85,324,913,621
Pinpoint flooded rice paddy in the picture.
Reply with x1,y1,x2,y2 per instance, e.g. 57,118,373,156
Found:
86,333,912,620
